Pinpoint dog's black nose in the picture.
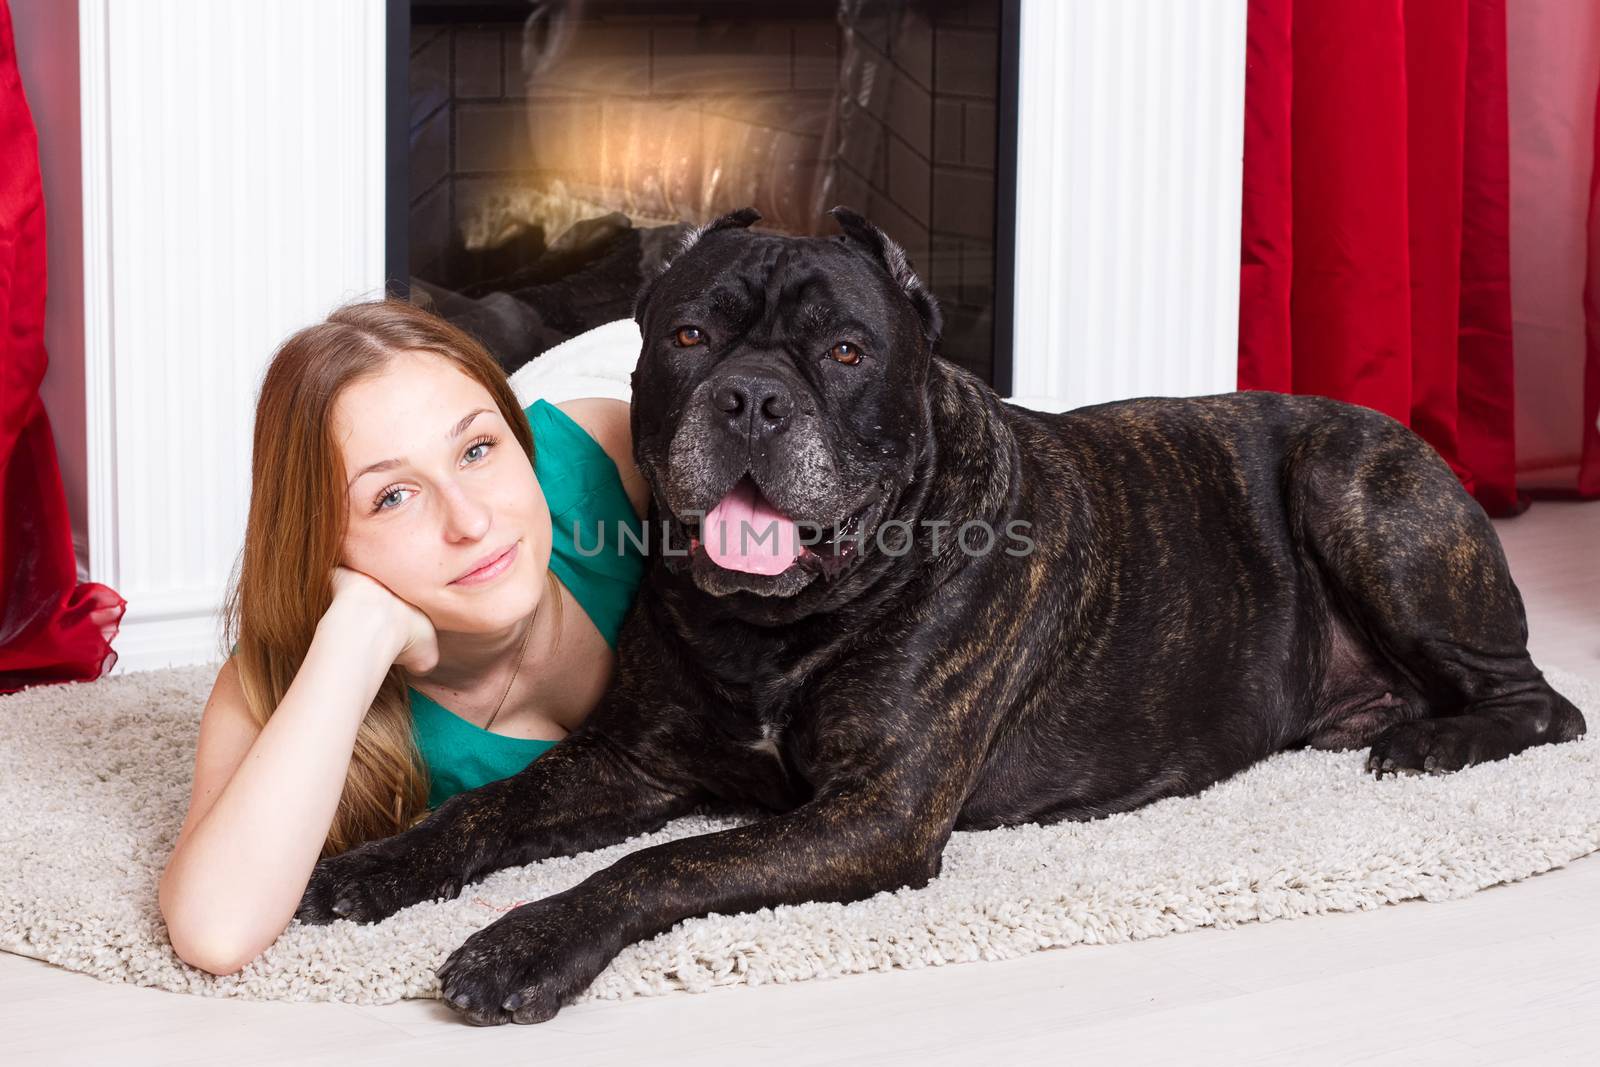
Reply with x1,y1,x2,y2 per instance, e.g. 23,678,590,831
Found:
712,375,795,436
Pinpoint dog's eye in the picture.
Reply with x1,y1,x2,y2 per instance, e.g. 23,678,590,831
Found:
674,326,706,347
829,342,863,366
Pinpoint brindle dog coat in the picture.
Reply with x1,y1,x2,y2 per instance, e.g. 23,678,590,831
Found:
296,206,1585,1025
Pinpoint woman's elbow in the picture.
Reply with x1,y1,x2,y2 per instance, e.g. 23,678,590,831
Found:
159,880,270,975
171,935,253,976
163,914,263,975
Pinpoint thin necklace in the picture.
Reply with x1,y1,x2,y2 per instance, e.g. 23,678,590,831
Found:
482,611,535,733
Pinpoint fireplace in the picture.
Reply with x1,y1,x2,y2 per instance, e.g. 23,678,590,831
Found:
389,0,1019,389
58,0,1242,672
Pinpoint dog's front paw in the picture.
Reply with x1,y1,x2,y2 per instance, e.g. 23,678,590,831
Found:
437,895,615,1025
295,827,466,925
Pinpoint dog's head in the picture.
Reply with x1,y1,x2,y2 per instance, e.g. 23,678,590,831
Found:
629,205,943,612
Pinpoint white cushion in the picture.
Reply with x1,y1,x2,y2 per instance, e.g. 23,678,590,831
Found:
507,318,643,407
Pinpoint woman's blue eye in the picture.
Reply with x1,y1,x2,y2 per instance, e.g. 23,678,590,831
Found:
465,443,488,462
375,487,408,511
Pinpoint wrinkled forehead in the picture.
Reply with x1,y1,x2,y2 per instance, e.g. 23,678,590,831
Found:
658,236,896,338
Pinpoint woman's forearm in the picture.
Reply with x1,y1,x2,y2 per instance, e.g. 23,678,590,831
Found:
158,612,401,973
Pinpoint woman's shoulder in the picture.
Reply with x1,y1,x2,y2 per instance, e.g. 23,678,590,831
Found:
551,397,629,465
530,397,648,519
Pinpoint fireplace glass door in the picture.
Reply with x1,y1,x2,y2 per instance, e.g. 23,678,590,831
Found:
396,0,1016,387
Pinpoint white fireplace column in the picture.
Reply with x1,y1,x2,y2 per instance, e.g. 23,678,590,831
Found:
1008,0,1247,412
78,0,388,672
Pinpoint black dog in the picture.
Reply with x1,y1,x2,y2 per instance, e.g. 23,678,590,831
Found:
297,205,1585,1024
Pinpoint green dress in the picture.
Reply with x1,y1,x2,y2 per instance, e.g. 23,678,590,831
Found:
409,398,645,808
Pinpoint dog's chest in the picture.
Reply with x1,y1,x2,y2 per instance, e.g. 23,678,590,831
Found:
727,670,816,776
741,682,798,762
746,721,783,758
708,701,814,811
700,634,840,803
713,643,820,755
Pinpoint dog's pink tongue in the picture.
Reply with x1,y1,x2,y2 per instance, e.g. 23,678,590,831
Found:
701,477,803,575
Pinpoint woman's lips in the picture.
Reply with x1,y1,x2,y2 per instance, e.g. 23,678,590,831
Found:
451,541,518,586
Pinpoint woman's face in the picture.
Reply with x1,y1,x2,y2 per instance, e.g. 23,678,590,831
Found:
334,350,551,634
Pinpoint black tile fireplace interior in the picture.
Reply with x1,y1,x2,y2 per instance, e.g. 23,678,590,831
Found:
391,0,1019,389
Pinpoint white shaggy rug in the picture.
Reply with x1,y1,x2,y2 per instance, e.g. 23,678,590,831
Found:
1,662,1596,1008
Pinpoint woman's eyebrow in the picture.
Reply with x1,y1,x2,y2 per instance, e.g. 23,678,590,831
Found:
445,407,493,442
346,407,493,490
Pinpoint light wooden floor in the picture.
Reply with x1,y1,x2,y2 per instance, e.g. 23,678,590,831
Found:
5,502,1598,1066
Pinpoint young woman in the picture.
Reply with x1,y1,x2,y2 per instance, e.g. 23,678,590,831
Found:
158,299,650,976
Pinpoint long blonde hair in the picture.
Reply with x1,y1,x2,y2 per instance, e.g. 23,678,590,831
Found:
222,298,562,857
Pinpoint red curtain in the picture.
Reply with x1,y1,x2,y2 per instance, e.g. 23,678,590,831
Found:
1239,0,1529,517
1585,71,1600,496
0,0,123,693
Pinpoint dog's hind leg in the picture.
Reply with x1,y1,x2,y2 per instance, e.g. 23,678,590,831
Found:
1285,409,1585,778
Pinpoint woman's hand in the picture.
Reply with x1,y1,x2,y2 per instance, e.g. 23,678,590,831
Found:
327,565,439,674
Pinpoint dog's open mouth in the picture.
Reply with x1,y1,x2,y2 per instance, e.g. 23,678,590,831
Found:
681,475,873,581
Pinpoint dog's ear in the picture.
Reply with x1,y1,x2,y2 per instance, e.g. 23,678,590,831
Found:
827,205,943,352
633,208,764,325
631,272,663,327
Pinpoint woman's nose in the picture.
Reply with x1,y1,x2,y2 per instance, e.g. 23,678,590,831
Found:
438,480,491,542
